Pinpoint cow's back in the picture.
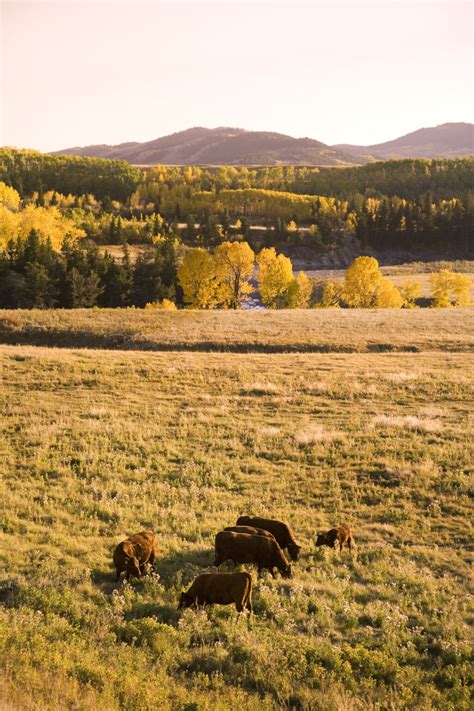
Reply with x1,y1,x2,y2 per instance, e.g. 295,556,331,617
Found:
216,530,272,560
224,525,276,540
236,516,290,547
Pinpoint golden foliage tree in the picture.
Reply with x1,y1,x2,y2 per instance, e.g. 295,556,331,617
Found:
0,182,21,211
343,256,382,307
321,280,343,308
430,269,472,307
375,277,404,308
177,248,221,309
214,241,255,309
400,279,422,308
0,201,84,250
256,247,294,308
430,269,453,307
285,271,314,308
451,273,471,306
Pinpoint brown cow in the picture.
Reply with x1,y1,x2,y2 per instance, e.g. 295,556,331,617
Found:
224,525,277,541
236,516,301,561
178,572,253,613
113,531,157,581
214,531,292,579
316,524,354,554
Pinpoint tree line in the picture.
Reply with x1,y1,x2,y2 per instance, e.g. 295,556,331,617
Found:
0,148,142,202
1,225,470,310
0,231,182,309
0,150,472,282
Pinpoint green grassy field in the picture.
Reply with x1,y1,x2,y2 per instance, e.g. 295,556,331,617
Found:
1,311,473,710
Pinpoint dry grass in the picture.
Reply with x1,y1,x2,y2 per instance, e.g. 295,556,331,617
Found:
0,307,473,353
1,343,473,710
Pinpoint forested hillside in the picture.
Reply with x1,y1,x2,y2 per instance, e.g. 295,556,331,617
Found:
0,148,142,201
0,149,472,310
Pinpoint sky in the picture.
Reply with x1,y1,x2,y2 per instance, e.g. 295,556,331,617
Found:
1,0,472,152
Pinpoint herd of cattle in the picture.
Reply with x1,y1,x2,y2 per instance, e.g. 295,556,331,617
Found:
113,516,354,614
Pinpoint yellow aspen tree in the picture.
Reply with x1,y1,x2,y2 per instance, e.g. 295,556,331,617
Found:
343,256,382,307
285,271,314,308
375,278,404,308
0,182,21,211
0,204,84,250
256,247,294,308
451,273,472,306
400,279,422,308
321,280,343,307
430,269,454,307
214,241,255,309
177,248,221,309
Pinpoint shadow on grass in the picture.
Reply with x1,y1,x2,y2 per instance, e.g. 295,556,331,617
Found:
156,547,215,587
91,547,214,594
0,325,438,353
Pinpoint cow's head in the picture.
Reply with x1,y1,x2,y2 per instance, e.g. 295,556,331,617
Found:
236,515,250,526
315,533,327,547
288,543,301,561
178,591,193,609
281,563,293,579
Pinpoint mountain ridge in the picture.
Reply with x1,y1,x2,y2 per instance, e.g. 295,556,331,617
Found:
52,122,473,165
335,122,473,159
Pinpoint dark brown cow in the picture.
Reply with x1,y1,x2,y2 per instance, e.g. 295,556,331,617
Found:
178,572,253,613
214,531,292,579
236,516,301,561
316,524,354,554
113,531,157,581
224,525,276,541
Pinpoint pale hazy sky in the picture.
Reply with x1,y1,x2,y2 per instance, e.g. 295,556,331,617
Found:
1,0,472,151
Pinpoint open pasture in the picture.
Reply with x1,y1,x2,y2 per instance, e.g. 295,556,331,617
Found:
1,336,473,710
1,307,473,353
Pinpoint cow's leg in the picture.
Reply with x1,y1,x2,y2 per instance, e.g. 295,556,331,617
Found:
270,568,276,579
214,551,225,567
116,568,122,582
245,591,253,613
148,550,157,571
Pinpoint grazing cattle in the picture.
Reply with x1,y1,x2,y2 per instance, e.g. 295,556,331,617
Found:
113,531,157,581
224,525,276,541
236,516,301,561
178,572,253,613
214,531,292,579
316,524,354,554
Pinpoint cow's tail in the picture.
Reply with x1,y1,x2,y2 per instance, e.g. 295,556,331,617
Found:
243,573,253,613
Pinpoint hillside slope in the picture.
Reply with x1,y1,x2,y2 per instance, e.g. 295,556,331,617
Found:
335,122,473,159
53,127,368,166
53,123,473,165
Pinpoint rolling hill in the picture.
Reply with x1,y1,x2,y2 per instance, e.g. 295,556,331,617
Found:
52,127,369,166
52,123,473,166
335,122,473,159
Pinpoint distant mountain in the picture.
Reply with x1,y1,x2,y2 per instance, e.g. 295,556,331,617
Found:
52,127,368,166
53,123,473,166
334,123,473,159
